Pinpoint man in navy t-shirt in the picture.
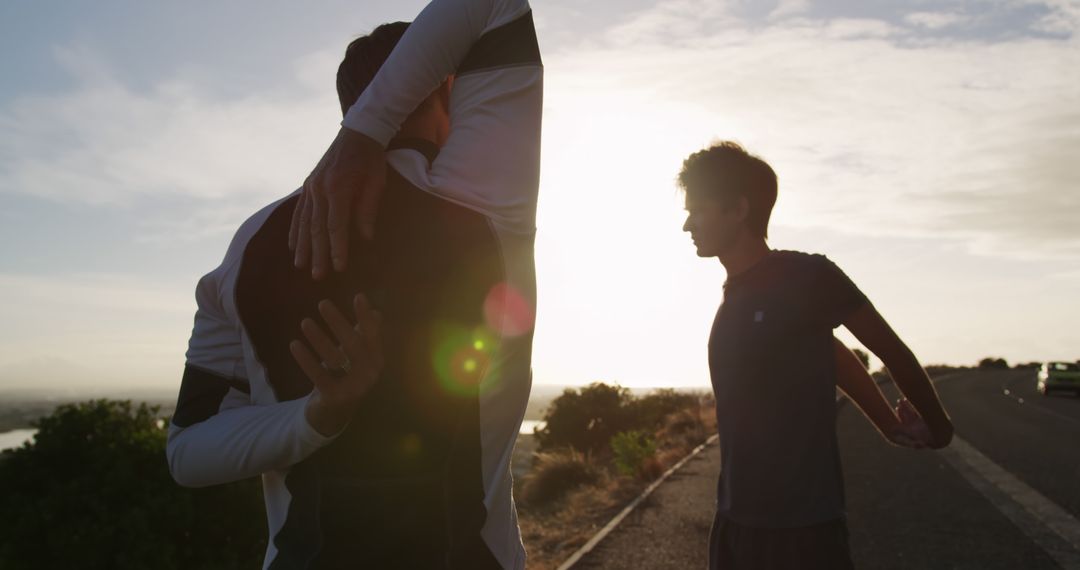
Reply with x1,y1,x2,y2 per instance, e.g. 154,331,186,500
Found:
678,141,954,569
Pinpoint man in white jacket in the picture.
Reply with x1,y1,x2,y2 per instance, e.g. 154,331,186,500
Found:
168,1,542,566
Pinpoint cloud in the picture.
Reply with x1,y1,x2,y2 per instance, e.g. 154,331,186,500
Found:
0,43,339,210
904,11,968,30
0,272,195,388
541,0,1080,258
770,0,812,20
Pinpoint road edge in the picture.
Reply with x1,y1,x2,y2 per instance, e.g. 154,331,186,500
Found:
556,434,720,570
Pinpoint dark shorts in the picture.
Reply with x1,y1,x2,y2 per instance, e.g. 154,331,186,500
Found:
708,513,855,570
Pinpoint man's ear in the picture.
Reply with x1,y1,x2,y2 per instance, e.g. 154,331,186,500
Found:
722,195,750,222
734,195,750,223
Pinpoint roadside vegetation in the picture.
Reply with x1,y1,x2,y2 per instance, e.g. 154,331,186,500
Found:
0,357,1065,568
0,400,264,569
515,383,715,570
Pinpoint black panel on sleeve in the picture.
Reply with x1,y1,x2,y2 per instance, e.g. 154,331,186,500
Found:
458,10,542,76
172,365,248,428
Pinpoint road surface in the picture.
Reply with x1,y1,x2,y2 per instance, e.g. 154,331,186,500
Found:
572,370,1080,569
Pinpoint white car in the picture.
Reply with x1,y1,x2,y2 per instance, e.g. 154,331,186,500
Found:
1037,362,1080,396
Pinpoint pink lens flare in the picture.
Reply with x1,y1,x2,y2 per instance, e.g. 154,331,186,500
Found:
483,282,534,338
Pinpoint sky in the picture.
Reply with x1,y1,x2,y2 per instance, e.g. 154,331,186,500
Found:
1,0,1078,392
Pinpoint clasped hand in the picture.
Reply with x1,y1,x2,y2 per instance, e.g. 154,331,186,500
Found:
887,398,935,449
293,294,383,437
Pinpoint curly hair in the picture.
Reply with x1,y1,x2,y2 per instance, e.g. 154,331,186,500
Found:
678,141,778,239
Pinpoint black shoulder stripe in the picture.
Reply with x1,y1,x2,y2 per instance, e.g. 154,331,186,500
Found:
172,365,247,428
457,10,542,76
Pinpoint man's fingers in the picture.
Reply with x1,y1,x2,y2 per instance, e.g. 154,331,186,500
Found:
300,317,346,368
898,400,921,426
326,187,353,273
287,190,304,250
318,300,365,359
290,340,330,389
353,294,381,339
294,190,313,269
309,193,331,280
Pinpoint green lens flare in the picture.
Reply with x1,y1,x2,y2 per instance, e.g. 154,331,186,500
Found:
431,323,500,396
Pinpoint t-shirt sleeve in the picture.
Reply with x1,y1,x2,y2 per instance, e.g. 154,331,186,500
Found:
812,256,869,329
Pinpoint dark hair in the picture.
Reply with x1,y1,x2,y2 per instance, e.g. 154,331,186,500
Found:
336,22,410,117
677,141,778,239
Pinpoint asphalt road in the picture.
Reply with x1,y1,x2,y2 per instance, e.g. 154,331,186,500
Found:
570,370,1080,569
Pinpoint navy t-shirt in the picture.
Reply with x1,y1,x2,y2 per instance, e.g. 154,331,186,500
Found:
709,250,868,528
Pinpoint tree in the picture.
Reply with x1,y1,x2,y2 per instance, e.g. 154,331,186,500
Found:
978,357,1009,370
0,400,266,570
534,383,635,454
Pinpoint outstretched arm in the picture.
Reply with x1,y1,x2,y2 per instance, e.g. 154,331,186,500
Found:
292,0,535,279
167,268,337,488
167,268,381,488
834,339,899,439
843,304,954,448
833,339,932,448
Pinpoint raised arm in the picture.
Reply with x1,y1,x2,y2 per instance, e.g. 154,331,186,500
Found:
294,0,536,278
843,304,954,448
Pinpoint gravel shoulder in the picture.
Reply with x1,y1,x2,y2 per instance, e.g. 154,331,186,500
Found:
571,440,719,569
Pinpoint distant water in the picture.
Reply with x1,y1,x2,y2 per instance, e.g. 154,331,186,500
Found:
0,429,37,452
1,424,541,450
519,420,545,435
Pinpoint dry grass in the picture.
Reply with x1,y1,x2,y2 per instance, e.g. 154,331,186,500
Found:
516,400,716,569
518,474,645,570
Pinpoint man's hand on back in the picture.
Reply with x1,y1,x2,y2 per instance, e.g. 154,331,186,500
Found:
292,294,383,437
290,127,387,280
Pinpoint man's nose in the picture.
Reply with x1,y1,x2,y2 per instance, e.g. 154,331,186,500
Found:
682,217,692,232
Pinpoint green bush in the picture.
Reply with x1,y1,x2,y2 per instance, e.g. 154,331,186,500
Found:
534,383,635,454
0,400,266,570
536,384,707,456
610,430,657,478
520,449,603,506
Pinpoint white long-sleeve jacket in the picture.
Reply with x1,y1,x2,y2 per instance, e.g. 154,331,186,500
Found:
166,0,541,567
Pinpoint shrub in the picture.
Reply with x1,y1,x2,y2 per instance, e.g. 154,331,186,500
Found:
978,357,1009,370
520,449,604,506
0,400,266,570
535,383,635,454
657,408,710,451
610,430,657,478
628,389,701,431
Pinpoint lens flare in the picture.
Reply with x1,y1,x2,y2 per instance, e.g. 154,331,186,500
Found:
431,324,499,396
483,282,534,338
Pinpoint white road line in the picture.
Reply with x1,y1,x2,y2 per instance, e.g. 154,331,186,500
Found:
1000,377,1080,429
939,436,1080,569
